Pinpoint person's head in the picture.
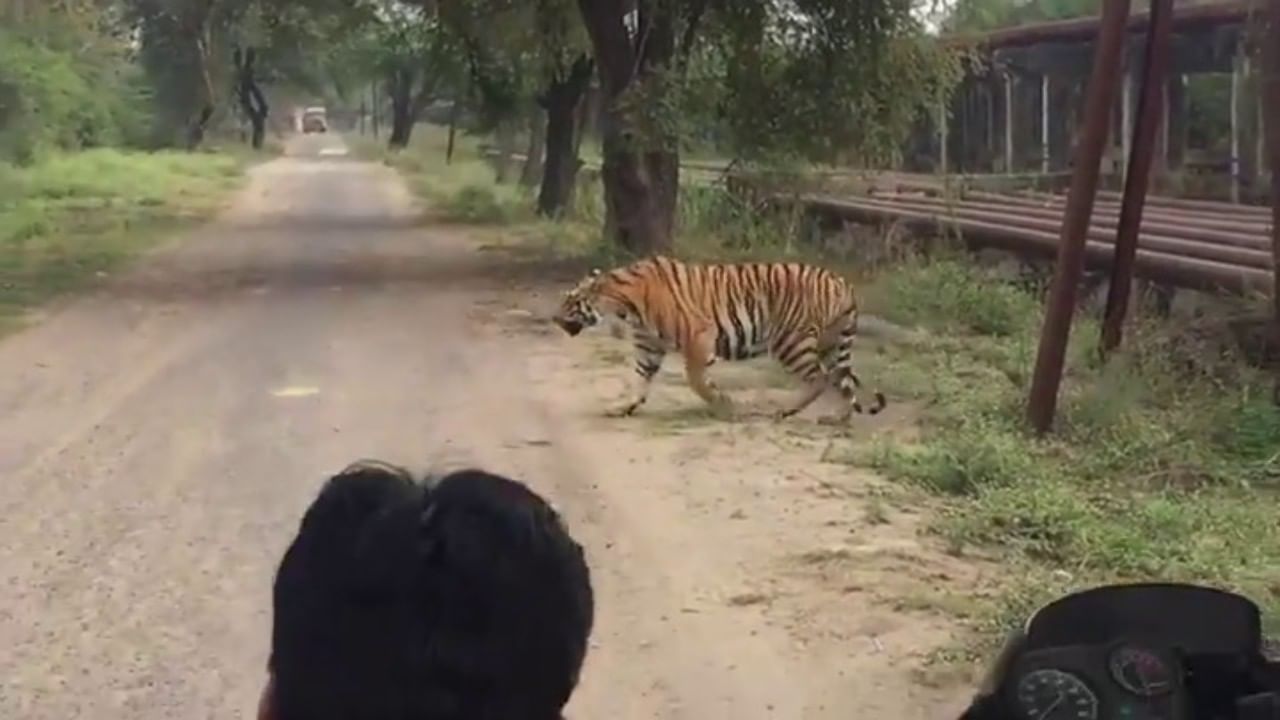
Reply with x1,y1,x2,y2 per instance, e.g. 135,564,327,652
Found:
259,461,594,720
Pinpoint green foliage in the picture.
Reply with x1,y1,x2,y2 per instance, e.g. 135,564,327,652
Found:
845,255,1280,648
436,0,590,131
870,258,1041,337
708,3,965,166
369,124,533,223
0,18,150,164
0,148,244,329
942,0,1101,33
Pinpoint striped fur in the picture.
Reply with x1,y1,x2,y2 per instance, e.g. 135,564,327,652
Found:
551,256,886,421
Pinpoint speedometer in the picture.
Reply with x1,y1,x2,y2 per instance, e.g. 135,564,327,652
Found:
1015,669,1098,720
1109,646,1174,697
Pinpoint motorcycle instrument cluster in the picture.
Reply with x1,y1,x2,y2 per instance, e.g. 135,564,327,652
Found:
1008,643,1186,720
1015,668,1098,720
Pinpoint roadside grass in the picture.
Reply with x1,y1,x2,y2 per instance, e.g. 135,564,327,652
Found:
852,256,1280,657
384,129,1280,657
0,147,247,332
349,126,533,225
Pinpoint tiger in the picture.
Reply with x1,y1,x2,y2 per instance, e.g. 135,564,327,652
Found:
551,255,886,422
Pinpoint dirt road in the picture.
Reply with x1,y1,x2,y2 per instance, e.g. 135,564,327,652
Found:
0,134,977,719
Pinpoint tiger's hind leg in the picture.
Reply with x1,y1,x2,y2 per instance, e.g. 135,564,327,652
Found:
682,326,734,417
609,328,666,417
824,317,886,424
772,331,829,421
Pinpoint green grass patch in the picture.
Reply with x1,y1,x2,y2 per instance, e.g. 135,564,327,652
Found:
353,125,533,225
0,148,246,330
848,257,1280,655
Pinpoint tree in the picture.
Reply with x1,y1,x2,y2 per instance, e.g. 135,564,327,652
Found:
537,54,594,216
127,0,233,148
233,47,268,148
574,0,958,254
438,0,597,216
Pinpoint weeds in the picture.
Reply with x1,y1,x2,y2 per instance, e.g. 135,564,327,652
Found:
854,258,1280,647
0,148,245,330
353,128,532,225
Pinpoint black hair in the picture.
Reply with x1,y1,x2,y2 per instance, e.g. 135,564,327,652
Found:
268,461,594,720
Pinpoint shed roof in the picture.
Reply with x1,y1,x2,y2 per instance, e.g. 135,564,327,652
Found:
944,1,1253,50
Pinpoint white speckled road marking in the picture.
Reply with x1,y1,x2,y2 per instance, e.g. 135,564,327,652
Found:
270,386,320,398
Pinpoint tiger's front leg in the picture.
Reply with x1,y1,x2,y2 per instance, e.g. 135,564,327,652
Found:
608,329,666,417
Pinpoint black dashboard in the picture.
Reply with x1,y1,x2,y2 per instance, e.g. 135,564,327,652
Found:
983,583,1266,720
1006,639,1188,720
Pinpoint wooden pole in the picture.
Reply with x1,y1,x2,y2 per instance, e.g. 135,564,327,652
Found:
1101,0,1175,355
1262,0,1280,404
1232,50,1243,204
1027,0,1134,435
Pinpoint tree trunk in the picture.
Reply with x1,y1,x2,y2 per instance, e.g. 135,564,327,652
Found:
494,120,518,183
185,34,216,150
537,55,594,217
520,107,546,188
446,96,460,164
574,83,596,157
388,101,414,148
577,1,679,254
387,68,423,150
235,48,269,150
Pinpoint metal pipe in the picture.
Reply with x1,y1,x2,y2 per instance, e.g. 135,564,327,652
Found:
800,198,1274,295
852,196,1271,267
1102,0,1176,355
1027,0,1134,435
874,193,1273,248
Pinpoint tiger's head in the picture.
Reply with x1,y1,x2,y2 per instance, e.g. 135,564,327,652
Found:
552,269,605,338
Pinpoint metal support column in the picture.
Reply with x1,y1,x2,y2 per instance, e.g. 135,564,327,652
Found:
1042,74,1051,174
1005,72,1015,173
1101,0,1176,355
939,99,949,175
1027,0,1134,435
1122,69,1133,179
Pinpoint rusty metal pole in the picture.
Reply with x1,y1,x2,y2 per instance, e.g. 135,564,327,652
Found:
1263,0,1280,404
1100,0,1175,355
1026,0,1134,435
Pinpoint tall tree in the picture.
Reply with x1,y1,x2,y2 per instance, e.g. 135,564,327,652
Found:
575,0,957,254
439,0,596,216
365,0,464,149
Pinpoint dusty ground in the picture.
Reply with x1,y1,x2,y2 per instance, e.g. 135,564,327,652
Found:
0,134,980,719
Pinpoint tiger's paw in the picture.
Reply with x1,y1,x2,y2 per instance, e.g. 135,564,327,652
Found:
708,396,736,421
606,401,643,418
772,408,799,422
